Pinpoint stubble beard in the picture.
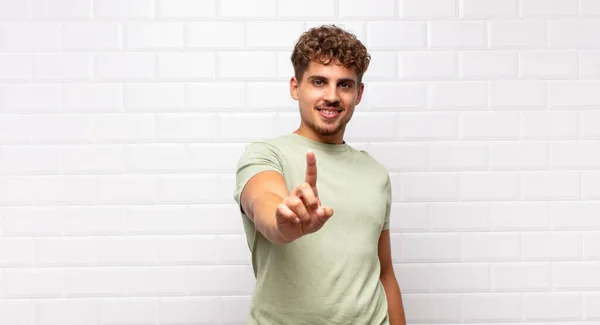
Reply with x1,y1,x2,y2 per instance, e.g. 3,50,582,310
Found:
301,107,347,136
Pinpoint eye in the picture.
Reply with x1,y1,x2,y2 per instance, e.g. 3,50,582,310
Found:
340,83,351,88
313,80,324,86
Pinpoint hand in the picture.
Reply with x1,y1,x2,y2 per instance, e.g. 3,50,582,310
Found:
275,150,334,243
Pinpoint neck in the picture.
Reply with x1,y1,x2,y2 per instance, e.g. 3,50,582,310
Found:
293,124,345,145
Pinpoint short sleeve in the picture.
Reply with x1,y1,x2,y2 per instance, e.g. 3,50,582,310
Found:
232,141,284,214
382,173,391,231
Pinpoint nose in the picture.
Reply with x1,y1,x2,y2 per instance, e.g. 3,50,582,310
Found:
323,83,340,104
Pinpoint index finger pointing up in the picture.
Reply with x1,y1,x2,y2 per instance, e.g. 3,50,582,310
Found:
305,150,318,196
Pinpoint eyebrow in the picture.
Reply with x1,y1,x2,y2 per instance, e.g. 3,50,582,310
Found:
307,75,356,85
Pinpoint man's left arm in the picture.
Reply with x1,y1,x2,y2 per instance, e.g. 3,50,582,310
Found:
378,229,406,325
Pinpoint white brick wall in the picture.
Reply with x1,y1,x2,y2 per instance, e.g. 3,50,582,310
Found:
0,0,599,324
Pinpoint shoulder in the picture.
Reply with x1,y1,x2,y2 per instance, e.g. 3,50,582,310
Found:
353,147,391,185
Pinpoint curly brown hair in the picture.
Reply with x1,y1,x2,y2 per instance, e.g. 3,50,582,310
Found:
291,24,371,84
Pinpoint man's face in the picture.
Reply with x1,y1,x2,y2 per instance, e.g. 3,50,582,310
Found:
290,60,364,140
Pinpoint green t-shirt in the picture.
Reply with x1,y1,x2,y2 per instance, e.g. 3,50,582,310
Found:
233,133,391,325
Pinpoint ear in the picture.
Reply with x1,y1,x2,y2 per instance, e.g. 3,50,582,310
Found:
290,76,299,100
355,82,365,105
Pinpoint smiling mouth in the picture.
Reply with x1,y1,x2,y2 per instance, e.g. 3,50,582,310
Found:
316,107,342,119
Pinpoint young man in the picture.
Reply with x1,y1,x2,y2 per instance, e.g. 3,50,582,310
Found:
233,25,406,325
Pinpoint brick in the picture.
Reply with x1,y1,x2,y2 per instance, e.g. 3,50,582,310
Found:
399,51,457,80
63,206,126,236
96,175,156,205
31,114,94,144
522,0,579,18
0,238,33,267
126,144,187,172
489,81,548,108
189,265,255,295
33,54,92,81
124,83,185,112
463,293,522,321
430,203,489,231
0,23,60,51
400,173,459,202
523,171,580,200
463,233,521,261
585,293,600,319
246,21,306,49
1,207,62,236
551,141,600,169
35,299,97,325
402,294,462,323
125,22,183,50
2,268,64,297
552,202,600,230
461,111,520,140
361,51,397,80
94,0,154,19
126,205,188,235
523,232,582,261
219,0,276,18
187,82,245,110
188,204,245,235
523,293,582,321
61,22,120,51
585,232,600,259
156,0,216,18
582,111,600,139
582,171,600,199
461,0,518,18
99,299,157,325
430,264,490,292
401,233,461,262
428,81,487,109
95,53,155,81
389,203,429,232
187,22,244,49
218,234,252,264
0,300,33,325
64,84,122,112
159,297,220,325
246,82,296,110
95,114,156,143
32,0,91,19
188,143,246,172
1,145,62,174
97,237,158,265
459,51,517,80
367,143,429,172
339,0,396,18
219,297,252,323
520,50,579,79
401,0,457,19
393,264,429,293
554,262,600,290
428,21,487,49
0,114,30,144
158,236,219,265
581,0,600,16
398,112,459,140
490,202,551,230
157,113,218,142
128,267,188,295
580,50,600,79
429,143,488,171
219,112,276,141
521,111,579,140
64,268,127,297
490,142,549,170
550,20,600,48
490,21,547,49
0,85,62,113
217,52,277,80
62,145,125,174
492,263,551,291
278,0,334,18
461,172,521,201
344,112,397,142
368,82,426,110
157,53,215,81
0,55,31,81
551,81,600,108
35,238,96,266
158,174,230,204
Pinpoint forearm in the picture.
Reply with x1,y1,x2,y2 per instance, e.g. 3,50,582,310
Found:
248,192,289,245
381,271,406,325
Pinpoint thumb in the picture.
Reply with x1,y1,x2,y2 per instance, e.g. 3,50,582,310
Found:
317,206,334,221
